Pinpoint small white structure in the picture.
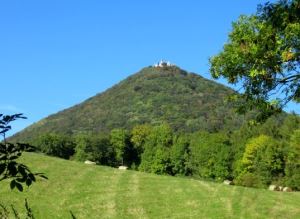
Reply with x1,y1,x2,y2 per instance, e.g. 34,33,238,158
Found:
84,160,96,165
153,60,174,68
118,166,128,170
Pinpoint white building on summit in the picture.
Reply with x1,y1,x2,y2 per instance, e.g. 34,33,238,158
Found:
153,60,174,68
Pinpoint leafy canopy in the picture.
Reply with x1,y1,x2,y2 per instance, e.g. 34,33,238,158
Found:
0,114,47,192
210,0,300,119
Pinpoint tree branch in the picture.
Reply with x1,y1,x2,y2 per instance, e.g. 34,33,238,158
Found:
278,74,300,83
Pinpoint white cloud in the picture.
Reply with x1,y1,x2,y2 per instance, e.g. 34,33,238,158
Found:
0,104,24,113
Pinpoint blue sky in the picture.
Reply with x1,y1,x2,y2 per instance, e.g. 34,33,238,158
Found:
1,0,298,136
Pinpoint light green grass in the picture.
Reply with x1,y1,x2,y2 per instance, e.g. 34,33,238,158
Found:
0,153,299,219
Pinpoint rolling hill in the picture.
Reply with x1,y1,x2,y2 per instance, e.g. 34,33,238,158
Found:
0,153,299,219
12,65,246,142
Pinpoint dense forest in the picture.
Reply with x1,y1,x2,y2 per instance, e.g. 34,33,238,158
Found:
30,113,300,190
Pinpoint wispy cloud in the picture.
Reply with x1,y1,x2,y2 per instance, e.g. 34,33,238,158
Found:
0,104,24,113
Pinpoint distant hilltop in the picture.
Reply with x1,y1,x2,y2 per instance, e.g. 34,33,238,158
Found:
153,60,175,68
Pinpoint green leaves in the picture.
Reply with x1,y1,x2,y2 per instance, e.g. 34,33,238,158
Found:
210,0,300,120
10,180,23,192
0,114,26,136
0,163,6,175
0,114,47,192
1,143,47,191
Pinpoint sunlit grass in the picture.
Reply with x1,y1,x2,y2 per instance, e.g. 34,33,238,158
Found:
0,153,299,219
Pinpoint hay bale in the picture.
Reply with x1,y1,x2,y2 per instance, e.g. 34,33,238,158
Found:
84,160,96,165
283,187,292,192
223,180,233,185
268,185,278,191
118,166,128,170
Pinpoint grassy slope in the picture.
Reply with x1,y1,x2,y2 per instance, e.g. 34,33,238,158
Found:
0,153,299,219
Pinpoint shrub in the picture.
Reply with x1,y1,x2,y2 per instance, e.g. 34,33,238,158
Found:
235,172,265,188
35,133,75,159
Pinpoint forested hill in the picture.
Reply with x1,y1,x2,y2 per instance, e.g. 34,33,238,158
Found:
12,65,246,142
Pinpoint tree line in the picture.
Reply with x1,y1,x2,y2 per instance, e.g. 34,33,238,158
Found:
31,114,300,190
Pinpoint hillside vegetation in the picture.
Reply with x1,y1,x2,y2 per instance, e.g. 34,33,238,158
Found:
0,153,300,219
8,65,300,190
15,114,298,191
12,66,245,142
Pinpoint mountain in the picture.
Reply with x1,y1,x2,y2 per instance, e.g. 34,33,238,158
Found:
12,65,246,142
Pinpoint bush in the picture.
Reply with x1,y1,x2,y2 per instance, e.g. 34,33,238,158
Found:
235,172,265,188
74,134,116,166
285,173,300,191
35,133,75,159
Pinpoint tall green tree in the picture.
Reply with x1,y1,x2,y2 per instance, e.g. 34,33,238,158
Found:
238,135,285,186
189,132,232,181
139,124,173,174
210,0,300,120
110,129,131,166
74,134,114,165
131,124,152,157
74,134,93,162
280,113,300,139
170,134,190,176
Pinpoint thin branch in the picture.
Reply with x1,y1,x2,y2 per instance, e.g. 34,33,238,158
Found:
278,74,300,83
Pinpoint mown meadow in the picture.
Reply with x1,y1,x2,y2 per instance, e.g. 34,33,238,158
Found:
1,153,299,219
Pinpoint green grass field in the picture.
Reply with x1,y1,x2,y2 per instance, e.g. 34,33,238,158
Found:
0,153,299,219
